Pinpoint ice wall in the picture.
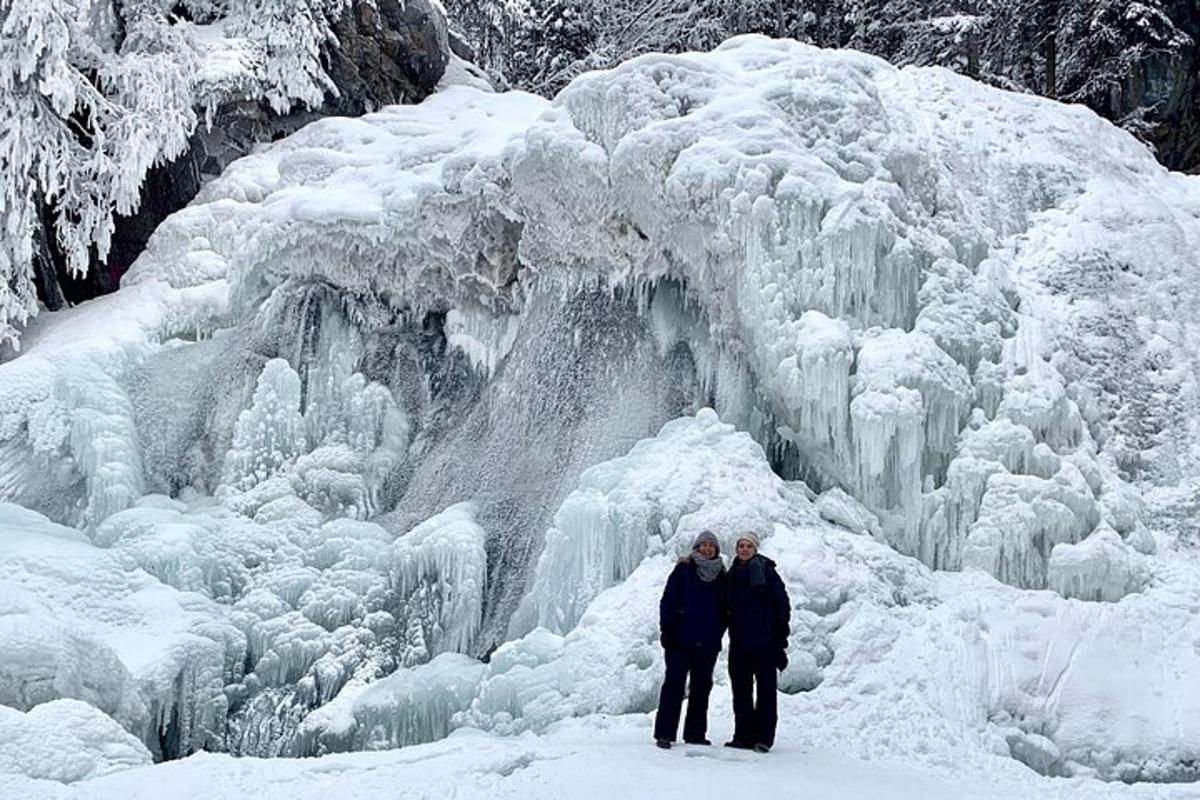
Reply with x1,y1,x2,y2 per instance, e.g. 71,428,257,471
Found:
5,39,1170,599
2,34,1198,777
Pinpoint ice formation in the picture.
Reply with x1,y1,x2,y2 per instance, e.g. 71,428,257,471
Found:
510,409,797,638
0,504,242,760
2,34,1200,790
0,700,152,784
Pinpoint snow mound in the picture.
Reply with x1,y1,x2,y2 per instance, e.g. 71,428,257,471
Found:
0,699,152,784
0,504,243,759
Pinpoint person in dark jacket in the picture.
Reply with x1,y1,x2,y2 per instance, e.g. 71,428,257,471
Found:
653,530,728,749
725,531,790,753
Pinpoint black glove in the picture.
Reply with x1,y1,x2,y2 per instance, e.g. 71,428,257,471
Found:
660,625,678,649
775,650,788,671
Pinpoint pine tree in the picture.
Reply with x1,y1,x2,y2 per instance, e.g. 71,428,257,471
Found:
508,0,600,93
0,0,196,348
0,0,354,349
1056,0,1191,127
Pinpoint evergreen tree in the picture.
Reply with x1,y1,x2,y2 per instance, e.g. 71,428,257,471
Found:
508,0,600,94
0,0,354,349
444,0,1195,173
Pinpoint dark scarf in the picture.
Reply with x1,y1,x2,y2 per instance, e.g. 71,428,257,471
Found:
736,554,767,587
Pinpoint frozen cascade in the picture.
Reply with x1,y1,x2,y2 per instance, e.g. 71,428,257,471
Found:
293,653,485,755
389,504,489,662
914,258,1014,375
2,41,1138,605
3,36,1199,779
62,362,146,530
849,386,924,534
770,311,854,481
444,305,521,377
510,409,797,638
224,508,488,756
374,286,703,651
218,359,306,496
961,464,1101,590
847,329,973,562
854,330,973,486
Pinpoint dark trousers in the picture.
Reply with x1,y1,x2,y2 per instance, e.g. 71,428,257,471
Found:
729,646,778,747
654,645,719,742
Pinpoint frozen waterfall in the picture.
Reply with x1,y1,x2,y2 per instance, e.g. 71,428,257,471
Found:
3,35,1200,788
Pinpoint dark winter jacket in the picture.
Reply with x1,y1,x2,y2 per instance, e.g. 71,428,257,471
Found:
727,554,790,656
659,559,728,651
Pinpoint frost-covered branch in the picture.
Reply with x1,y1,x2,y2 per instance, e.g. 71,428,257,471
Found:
0,0,353,349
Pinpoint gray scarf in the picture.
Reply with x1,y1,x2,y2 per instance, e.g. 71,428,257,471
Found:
691,552,725,582
690,530,725,583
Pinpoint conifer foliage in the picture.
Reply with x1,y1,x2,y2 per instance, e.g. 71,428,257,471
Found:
0,0,348,349
448,0,1196,163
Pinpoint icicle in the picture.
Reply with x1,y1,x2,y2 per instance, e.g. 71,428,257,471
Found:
1047,526,1149,602
388,504,488,659
219,359,306,496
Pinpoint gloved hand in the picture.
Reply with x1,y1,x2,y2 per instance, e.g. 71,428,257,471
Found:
660,625,678,649
775,650,788,671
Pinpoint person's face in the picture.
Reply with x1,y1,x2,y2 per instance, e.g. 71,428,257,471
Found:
697,540,717,559
736,539,756,561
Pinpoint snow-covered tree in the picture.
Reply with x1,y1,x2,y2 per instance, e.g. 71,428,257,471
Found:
445,0,1195,171
507,0,601,93
0,0,353,350
225,0,350,114
442,0,527,85
0,1,194,348
1056,0,1192,126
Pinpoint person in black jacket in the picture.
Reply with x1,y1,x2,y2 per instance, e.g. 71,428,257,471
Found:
725,531,790,753
653,530,728,749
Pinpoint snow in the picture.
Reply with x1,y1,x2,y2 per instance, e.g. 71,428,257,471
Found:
0,504,243,760
0,700,152,783
10,698,1200,799
3,32,1200,796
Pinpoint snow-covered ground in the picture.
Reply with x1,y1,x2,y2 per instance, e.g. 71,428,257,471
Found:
6,711,1196,800
4,35,1200,797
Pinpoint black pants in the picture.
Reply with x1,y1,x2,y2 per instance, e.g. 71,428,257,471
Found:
729,646,778,747
653,645,719,742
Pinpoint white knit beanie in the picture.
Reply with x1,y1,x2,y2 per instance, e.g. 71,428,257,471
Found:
735,531,760,550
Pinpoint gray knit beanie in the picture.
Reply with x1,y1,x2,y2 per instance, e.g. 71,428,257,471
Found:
693,530,720,556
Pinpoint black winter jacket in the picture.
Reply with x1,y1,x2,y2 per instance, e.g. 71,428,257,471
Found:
659,559,728,651
727,554,790,655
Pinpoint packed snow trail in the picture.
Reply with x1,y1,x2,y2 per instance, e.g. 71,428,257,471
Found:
6,710,1195,800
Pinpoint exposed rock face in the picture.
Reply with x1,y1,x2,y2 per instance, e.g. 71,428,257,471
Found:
1149,1,1200,173
326,0,451,115
32,0,452,310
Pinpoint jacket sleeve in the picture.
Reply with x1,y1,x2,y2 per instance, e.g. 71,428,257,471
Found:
769,568,791,652
659,564,684,634
719,571,731,637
